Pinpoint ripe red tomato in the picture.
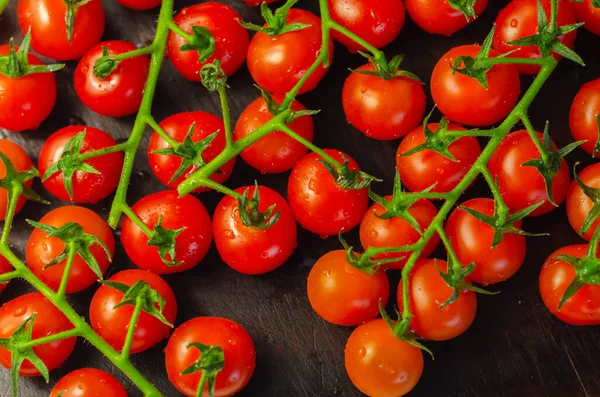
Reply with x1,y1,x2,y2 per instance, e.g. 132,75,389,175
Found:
566,163,600,241
431,45,520,126
167,2,249,80
213,185,297,275
233,95,314,173
342,63,426,140
345,318,423,397
117,0,161,11
247,9,333,95
148,112,235,192
445,198,526,285
74,40,150,117
570,78,600,157
406,0,488,36
398,259,477,340
38,126,123,203
0,139,34,220
0,292,76,375
540,245,600,325
571,0,600,36
492,0,578,74
120,190,212,274
0,45,57,132
244,0,276,5
287,150,369,237
359,197,439,270
26,206,114,294
0,256,12,294
17,0,105,60
396,123,481,193
50,368,127,397
165,317,256,397
488,129,570,216
90,269,177,354
307,250,389,326
328,0,405,52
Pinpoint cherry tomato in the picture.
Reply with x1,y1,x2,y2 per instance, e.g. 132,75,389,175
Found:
342,63,426,140
0,256,12,294
17,0,105,60
566,163,600,241
359,197,439,270
89,269,177,354
0,139,34,220
540,245,600,325
233,95,314,173
570,78,600,157
345,318,423,397
26,206,114,294
571,0,600,36
0,45,57,132
396,123,481,193
431,45,520,126
307,250,389,326
492,0,577,74
74,40,150,117
328,0,405,52
167,2,249,80
165,317,256,397
398,259,477,340
445,198,526,284
287,150,369,237
213,185,296,275
50,368,127,397
0,292,76,376
120,190,213,274
488,129,570,216
148,112,235,192
244,0,277,5
406,0,488,36
38,126,123,204
117,0,161,11
247,9,333,95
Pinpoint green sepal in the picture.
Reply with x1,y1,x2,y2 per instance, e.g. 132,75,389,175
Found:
64,0,92,43
0,153,49,205
593,0,600,8
179,25,215,63
572,162,600,236
93,46,119,79
352,52,422,82
447,0,478,20
101,280,173,327
319,155,381,190
0,30,64,78
238,182,280,229
199,60,228,92
378,302,434,359
338,233,400,275
56,391,66,397
238,0,309,36
181,342,225,397
147,216,186,266
254,84,320,123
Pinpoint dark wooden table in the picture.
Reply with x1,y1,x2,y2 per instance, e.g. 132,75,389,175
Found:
1,0,600,396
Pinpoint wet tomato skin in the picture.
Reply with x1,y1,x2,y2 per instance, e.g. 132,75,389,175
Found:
49,368,128,397
570,78,600,158
566,163,600,241
406,0,488,36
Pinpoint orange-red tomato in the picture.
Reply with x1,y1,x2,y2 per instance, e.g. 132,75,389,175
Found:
50,368,128,397
0,139,34,220
566,163,600,241
570,78,600,158
571,0,600,36
406,0,488,36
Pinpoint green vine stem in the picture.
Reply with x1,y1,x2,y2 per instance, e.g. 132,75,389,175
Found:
0,0,8,16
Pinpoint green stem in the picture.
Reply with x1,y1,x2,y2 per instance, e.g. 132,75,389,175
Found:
19,328,81,349
120,297,143,360
167,20,195,44
196,179,241,199
79,142,129,161
479,165,510,216
121,204,154,238
480,57,545,67
195,371,208,397
276,122,341,168
56,241,77,299
1,183,22,246
363,242,424,258
145,115,180,148
0,269,20,282
520,112,548,161
114,44,156,61
0,0,9,15
217,86,233,149
435,224,461,273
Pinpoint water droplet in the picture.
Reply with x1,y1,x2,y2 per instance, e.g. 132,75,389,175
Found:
322,270,331,277
360,87,367,94
41,243,49,252
14,307,25,316
223,229,235,239
228,339,237,346
510,18,519,28
77,384,83,390
357,347,366,358
369,229,378,239
437,168,445,175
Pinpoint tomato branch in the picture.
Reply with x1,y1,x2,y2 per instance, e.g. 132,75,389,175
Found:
18,328,81,350
78,142,129,161
120,297,143,361
56,240,77,299
144,115,180,148
276,122,342,168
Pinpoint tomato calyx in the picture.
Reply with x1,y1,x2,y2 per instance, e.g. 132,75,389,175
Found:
238,183,280,229
147,216,186,266
0,32,64,78
25,220,112,280
181,342,225,397
447,0,479,20
378,302,433,358
319,155,381,190
239,0,309,36
64,0,93,43
0,153,48,205
179,26,215,64
573,162,600,236
352,53,422,82
257,85,320,122
338,234,400,274
434,256,496,308
93,46,119,79
199,60,228,92
101,280,174,327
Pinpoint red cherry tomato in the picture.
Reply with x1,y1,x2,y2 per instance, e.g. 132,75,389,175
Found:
431,45,520,127
233,95,314,173
38,126,123,204
359,197,439,270
89,269,177,354
540,245,600,325
165,317,256,397
406,0,488,36
17,0,105,60
213,185,297,275
566,163,600,241
0,293,76,376
570,78,600,157
0,256,12,294
167,2,249,80
247,9,333,95
49,368,128,397
26,206,114,294
345,318,423,397
488,129,570,216
342,63,426,140
0,139,34,220
120,190,213,274
328,0,405,52
307,250,389,326
571,0,600,36
148,111,235,192
0,45,57,132
74,40,150,117
287,150,369,237
492,0,578,74
398,259,477,340
445,198,526,285
117,0,161,11
396,123,481,193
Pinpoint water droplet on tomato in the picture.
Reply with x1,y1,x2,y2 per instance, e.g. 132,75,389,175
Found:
41,243,49,252
13,307,25,316
510,18,519,28
370,229,378,239
357,347,366,357
223,229,235,239
228,339,237,346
